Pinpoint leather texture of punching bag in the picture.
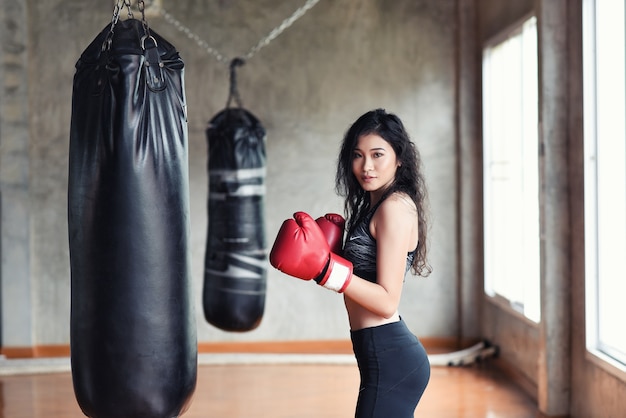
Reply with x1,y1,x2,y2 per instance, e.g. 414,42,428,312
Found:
203,107,267,332
68,18,197,418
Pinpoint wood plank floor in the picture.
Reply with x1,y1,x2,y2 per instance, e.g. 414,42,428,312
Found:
0,362,538,417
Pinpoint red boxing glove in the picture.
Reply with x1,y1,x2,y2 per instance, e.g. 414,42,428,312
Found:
316,213,346,254
270,212,353,293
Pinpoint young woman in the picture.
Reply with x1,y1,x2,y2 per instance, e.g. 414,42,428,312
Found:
270,108,432,417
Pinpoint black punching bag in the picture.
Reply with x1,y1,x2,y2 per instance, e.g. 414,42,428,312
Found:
68,16,197,418
203,59,267,331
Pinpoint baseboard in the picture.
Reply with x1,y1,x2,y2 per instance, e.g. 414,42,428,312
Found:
1,345,71,359
0,336,469,359
197,340,354,354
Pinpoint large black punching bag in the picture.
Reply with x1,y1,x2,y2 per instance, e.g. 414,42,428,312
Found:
68,13,197,418
203,59,267,332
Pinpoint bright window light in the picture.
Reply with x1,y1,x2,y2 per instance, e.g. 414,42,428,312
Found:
482,16,540,323
583,0,626,367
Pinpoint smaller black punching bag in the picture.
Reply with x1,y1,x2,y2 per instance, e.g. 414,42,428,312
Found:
203,59,267,332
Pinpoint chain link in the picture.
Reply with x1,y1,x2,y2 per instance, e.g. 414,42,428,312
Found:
153,0,320,65
242,0,320,60
103,0,128,50
122,0,134,20
158,7,228,64
138,0,151,38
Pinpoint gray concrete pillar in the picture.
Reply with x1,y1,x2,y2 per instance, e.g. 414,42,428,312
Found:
0,0,33,352
537,0,571,415
457,0,483,343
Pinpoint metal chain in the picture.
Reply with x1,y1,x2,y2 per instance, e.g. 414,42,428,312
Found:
124,0,134,19
242,0,320,60
110,0,123,27
158,8,228,64
154,0,320,65
103,0,134,51
137,0,151,39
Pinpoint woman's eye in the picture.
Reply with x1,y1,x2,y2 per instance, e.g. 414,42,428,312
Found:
353,153,362,159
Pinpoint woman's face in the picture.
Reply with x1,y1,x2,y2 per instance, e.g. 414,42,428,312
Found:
352,133,400,197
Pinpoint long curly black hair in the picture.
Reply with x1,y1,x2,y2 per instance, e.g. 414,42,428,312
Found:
335,109,432,277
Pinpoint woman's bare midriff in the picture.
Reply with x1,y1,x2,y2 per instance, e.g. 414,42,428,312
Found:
344,296,400,331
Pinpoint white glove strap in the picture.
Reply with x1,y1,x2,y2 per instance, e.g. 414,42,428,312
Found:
319,254,353,293
322,263,351,292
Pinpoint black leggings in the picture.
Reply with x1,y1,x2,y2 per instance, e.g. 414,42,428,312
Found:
351,319,430,418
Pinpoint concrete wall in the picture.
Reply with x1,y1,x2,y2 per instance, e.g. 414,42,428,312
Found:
0,0,460,349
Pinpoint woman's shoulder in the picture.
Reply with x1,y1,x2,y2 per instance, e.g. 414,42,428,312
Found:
378,192,417,214
372,192,417,229
370,192,418,248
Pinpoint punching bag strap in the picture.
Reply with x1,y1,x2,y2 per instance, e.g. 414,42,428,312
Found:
143,35,165,91
133,0,164,92
226,57,246,109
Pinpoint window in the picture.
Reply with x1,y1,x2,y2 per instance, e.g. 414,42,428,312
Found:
583,0,626,368
482,16,540,323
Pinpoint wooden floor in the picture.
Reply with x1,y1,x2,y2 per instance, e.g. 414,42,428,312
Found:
0,361,538,417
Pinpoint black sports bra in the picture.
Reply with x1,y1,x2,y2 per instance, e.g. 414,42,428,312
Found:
342,198,416,283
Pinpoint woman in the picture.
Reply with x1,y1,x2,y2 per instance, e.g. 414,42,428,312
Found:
337,108,431,417
270,108,431,417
